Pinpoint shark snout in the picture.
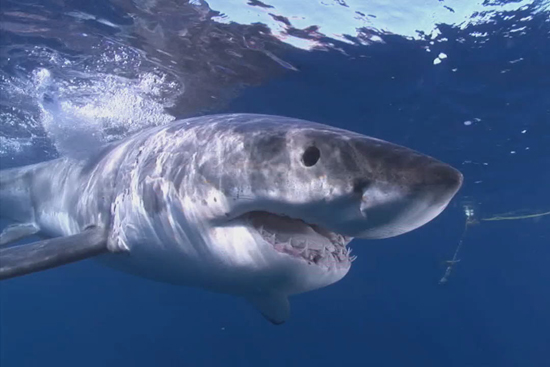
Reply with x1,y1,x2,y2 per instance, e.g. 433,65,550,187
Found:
423,163,463,195
417,162,464,217
354,160,463,240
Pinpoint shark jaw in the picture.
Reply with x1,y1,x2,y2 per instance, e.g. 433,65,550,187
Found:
237,211,355,269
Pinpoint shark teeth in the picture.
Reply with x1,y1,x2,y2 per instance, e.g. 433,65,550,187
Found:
255,219,352,267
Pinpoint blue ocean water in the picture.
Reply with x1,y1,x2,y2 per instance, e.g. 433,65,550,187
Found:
0,1,549,366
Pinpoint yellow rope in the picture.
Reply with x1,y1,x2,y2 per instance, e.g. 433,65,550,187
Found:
481,211,550,221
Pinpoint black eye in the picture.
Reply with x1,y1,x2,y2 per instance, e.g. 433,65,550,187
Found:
302,146,321,167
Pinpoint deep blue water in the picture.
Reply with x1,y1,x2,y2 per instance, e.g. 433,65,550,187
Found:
1,1,549,366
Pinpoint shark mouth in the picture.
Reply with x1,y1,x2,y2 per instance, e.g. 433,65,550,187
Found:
242,211,355,267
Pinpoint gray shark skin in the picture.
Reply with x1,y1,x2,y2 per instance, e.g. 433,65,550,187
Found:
0,113,463,324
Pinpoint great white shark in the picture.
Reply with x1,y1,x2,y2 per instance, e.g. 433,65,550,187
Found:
0,113,463,324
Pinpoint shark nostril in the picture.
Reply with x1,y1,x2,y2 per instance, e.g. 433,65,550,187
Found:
352,178,371,195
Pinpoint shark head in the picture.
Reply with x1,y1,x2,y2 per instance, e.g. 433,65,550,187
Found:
141,114,462,323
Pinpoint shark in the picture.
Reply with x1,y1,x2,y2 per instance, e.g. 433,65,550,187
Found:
0,113,463,324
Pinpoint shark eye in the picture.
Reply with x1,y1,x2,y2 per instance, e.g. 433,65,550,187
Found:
302,146,321,167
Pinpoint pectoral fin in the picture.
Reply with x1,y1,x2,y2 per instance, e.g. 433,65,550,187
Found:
0,223,39,247
246,293,290,325
0,227,109,280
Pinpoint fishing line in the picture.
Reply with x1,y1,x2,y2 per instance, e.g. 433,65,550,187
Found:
439,203,475,285
438,199,549,285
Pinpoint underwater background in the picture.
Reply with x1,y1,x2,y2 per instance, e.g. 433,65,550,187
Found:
0,1,549,366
